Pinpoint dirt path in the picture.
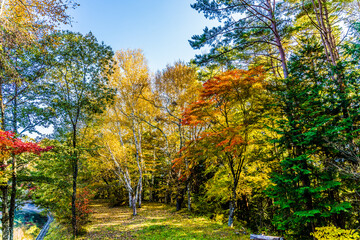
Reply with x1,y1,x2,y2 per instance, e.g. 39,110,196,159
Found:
79,200,248,240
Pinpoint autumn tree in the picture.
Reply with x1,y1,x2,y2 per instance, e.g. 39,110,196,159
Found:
0,2,77,238
152,61,200,211
0,0,79,129
0,130,52,240
0,0,78,32
99,49,150,216
182,67,267,227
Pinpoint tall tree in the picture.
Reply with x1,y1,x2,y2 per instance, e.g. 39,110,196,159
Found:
100,49,150,216
38,31,114,236
292,0,354,120
153,62,200,211
0,2,77,238
182,67,267,226
267,39,355,239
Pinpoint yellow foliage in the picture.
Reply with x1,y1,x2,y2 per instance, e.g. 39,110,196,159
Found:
0,0,78,63
311,226,359,240
154,61,201,108
1,0,77,27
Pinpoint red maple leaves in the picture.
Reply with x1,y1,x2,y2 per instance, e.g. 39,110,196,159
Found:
0,130,53,156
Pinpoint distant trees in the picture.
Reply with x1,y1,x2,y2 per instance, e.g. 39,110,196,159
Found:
153,62,200,211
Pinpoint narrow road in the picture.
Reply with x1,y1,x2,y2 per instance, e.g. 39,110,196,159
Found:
36,213,54,240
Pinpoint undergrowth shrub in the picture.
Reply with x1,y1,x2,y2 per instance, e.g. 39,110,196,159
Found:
311,226,359,240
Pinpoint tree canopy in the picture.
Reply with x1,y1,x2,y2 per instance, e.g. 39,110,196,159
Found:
1,1,360,240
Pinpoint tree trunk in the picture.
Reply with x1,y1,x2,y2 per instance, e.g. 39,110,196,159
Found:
0,77,5,130
0,77,9,240
266,0,288,79
176,187,184,211
71,158,78,236
131,117,142,208
1,186,9,240
8,156,16,240
71,126,78,237
165,170,170,204
228,187,237,227
132,193,137,216
12,83,17,133
228,201,235,228
176,195,184,211
187,181,191,211
309,0,350,121
149,174,154,202
129,191,132,208
175,123,185,211
9,83,18,240
138,179,142,208
185,156,191,211
150,149,156,202
137,125,143,208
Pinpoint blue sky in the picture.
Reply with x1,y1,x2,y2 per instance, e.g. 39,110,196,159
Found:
64,0,217,73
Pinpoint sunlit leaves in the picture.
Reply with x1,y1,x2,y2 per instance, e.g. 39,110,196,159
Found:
0,130,52,156
178,67,269,225
0,130,52,184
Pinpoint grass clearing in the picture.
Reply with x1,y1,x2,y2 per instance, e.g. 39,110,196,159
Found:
77,200,249,240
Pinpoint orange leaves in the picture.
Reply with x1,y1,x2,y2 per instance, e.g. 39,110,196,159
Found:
201,127,246,153
172,157,184,170
179,67,266,166
182,67,265,127
181,99,211,125
224,135,245,152
201,67,265,100
174,67,266,182
217,139,230,147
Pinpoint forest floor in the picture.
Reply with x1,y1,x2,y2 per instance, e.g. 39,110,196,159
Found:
45,199,249,240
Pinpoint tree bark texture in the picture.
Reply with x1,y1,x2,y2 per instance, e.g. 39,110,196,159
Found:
71,126,78,237
8,156,16,240
228,186,237,227
1,186,9,240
